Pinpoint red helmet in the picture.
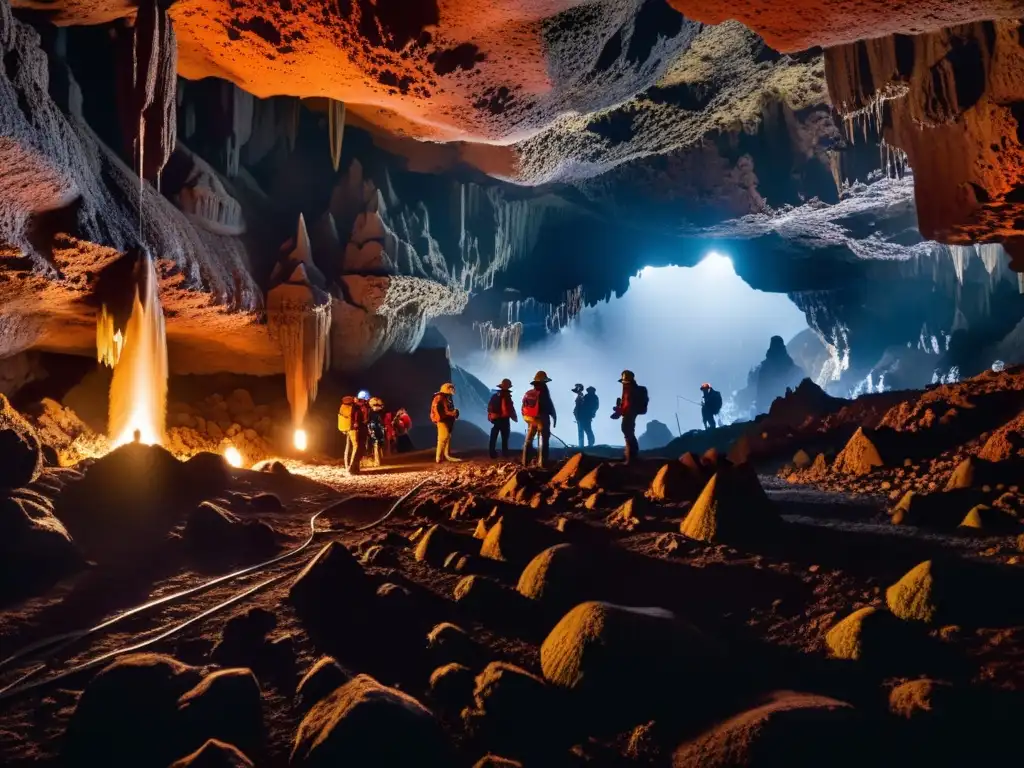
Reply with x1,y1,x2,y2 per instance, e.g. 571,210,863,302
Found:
700,383,711,390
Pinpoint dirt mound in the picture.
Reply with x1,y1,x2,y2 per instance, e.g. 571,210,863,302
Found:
606,496,648,532
880,367,1024,432
578,462,619,492
63,653,203,768
679,466,778,543
288,542,372,628
824,606,920,666
516,543,606,609
183,501,277,557
55,442,223,562
0,394,43,490
291,674,452,766
462,662,556,752
832,427,886,475
549,453,597,487
645,462,702,503
959,504,1019,532
890,489,983,529
671,691,858,767
427,622,487,668
497,470,536,502
978,409,1024,461
414,524,464,566
540,601,714,720
168,739,253,768
480,516,560,564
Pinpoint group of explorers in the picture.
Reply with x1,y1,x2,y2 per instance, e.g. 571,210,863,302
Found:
338,375,723,472
336,391,414,474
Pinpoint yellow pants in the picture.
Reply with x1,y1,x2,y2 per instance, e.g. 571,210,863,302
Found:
435,420,452,463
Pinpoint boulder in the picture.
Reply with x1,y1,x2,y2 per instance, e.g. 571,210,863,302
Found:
792,449,812,470
480,516,560,564
183,452,233,496
890,489,982,529
463,662,555,750
183,502,241,550
288,542,372,625
578,463,617,492
211,608,277,667
671,691,858,767
177,669,263,758
249,493,284,512
362,544,399,567
428,663,475,714
169,740,254,768
645,462,701,503
679,466,778,543
290,674,452,766
0,394,43,489
824,606,919,665
62,653,202,768
516,543,605,610
540,602,714,717
832,428,885,476
426,622,487,667
296,657,352,712
0,492,82,601
226,389,256,418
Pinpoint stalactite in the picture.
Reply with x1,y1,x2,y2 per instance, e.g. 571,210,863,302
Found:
475,321,523,356
116,0,177,181
949,244,971,285
328,99,346,172
266,264,332,428
282,97,300,153
96,306,125,368
224,82,254,178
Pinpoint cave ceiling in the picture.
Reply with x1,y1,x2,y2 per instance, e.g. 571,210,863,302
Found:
2,0,1024,379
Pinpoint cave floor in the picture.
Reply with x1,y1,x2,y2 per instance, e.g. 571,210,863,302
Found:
1,456,1022,766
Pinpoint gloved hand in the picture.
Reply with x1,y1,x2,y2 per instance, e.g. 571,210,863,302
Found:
553,418,557,429
453,409,460,419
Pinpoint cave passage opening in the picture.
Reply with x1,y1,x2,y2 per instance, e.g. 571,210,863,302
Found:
457,253,809,445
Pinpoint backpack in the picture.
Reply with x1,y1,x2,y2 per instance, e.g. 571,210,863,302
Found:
632,385,649,415
707,389,723,414
338,400,354,432
521,389,541,420
582,392,599,420
488,393,513,422
430,394,444,423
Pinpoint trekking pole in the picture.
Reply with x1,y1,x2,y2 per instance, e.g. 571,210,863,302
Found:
675,413,682,437
676,394,702,407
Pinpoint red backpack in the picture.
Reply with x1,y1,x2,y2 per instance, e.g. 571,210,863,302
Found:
488,392,514,421
521,389,541,420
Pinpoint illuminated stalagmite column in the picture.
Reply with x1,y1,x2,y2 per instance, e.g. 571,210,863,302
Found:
267,216,332,431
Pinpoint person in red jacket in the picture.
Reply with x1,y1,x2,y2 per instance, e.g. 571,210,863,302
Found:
521,371,557,468
612,370,641,465
487,378,518,459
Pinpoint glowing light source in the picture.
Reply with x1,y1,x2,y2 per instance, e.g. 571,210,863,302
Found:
224,445,243,468
700,251,733,273
108,258,168,448
294,428,308,451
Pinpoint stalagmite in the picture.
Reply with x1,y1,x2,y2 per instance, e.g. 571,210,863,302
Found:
328,99,346,172
108,256,168,447
267,264,332,428
116,0,177,181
